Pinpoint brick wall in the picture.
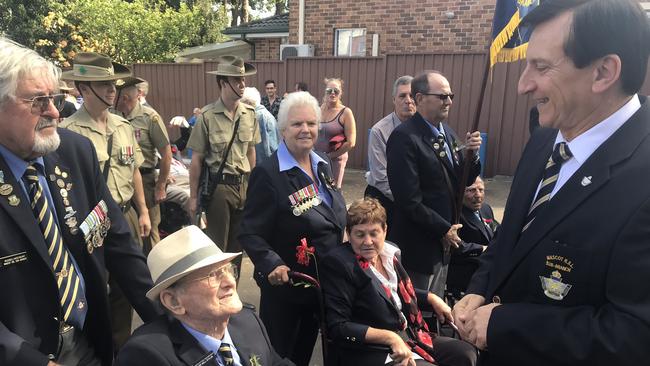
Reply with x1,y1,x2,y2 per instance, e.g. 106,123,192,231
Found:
288,0,494,56
252,38,282,60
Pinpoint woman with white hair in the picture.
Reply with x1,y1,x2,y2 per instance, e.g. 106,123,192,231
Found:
239,91,347,365
241,87,280,164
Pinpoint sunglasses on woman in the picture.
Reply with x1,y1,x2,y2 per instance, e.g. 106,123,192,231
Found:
325,87,340,96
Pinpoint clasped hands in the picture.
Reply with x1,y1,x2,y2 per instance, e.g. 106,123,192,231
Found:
451,294,500,350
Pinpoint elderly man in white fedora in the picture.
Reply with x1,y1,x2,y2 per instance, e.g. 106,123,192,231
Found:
187,55,261,279
115,226,293,366
60,52,152,349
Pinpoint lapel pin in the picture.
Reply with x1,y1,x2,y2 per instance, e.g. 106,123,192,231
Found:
0,170,4,184
54,166,61,175
8,194,19,206
581,176,592,187
49,174,57,182
0,184,13,196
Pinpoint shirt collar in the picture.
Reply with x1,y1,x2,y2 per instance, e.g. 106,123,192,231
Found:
181,322,236,355
555,94,641,164
0,144,45,181
277,141,327,174
422,117,445,137
378,241,401,265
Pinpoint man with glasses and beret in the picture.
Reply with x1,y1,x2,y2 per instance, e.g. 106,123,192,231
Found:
115,225,293,366
386,70,482,299
0,37,157,366
114,77,172,251
187,55,261,276
60,52,152,350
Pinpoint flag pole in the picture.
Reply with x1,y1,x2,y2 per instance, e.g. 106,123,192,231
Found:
453,52,490,224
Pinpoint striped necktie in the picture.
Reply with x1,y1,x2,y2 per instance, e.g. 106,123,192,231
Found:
218,342,235,366
23,164,87,328
522,142,573,232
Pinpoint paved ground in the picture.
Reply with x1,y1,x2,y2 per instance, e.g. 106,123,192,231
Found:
135,169,513,365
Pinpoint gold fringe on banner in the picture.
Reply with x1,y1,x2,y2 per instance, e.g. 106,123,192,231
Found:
489,10,522,67
494,43,528,64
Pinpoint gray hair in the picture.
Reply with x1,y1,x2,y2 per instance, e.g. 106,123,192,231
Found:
0,37,60,105
136,80,149,96
241,87,261,107
392,75,413,97
277,91,321,132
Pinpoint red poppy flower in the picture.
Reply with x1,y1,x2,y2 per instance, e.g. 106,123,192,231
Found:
484,218,493,224
295,238,315,266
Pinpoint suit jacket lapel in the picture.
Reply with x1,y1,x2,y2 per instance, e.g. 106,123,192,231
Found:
463,206,490,242
493,101,650,292
413,115,457,184
169,319,216,366
360,264,401,317
229,322,251,366
0,155,51,267
43,153,84,260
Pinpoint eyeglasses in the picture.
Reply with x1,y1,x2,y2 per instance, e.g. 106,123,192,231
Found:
18,94,66,114
325,87,340,95
180,264,238,288
421,93,455,101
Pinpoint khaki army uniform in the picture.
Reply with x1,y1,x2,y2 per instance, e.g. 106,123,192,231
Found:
117,103,169,246
188,99,260,263
61,106,145,349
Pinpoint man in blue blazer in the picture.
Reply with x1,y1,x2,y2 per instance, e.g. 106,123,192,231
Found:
386,70,482,298
0,38,158,366
453,1,650,364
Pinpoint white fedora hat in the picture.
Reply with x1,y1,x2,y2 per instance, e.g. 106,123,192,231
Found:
146,225,241,301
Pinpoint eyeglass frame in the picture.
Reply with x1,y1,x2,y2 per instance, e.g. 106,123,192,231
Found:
325,87,340,95
176,263,239,289
17,94,66,115
419,92,455,101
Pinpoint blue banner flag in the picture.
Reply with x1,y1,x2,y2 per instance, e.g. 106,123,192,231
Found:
490,0,540,67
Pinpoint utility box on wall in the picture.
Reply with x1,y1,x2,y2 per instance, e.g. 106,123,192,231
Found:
280,44,315,60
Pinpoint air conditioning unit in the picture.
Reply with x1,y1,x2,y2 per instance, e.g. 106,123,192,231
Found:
280,44,314,60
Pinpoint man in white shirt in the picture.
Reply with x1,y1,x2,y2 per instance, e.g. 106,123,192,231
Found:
452,0,650,364
365,75,415,231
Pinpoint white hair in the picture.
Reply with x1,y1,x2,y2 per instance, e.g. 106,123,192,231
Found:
0,37,60,105
277,91,321,132
136,80,149,96
241,87,261,107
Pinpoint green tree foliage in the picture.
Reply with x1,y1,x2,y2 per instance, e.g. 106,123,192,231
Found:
34,0,228,66
0,0,50,47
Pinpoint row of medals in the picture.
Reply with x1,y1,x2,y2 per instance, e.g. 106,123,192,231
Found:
80,200,111,254
289,184,321,216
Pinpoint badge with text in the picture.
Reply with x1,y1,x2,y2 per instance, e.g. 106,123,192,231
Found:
80,200,111,254
539,254,574,300
288,184,321,216
0,251,28,268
